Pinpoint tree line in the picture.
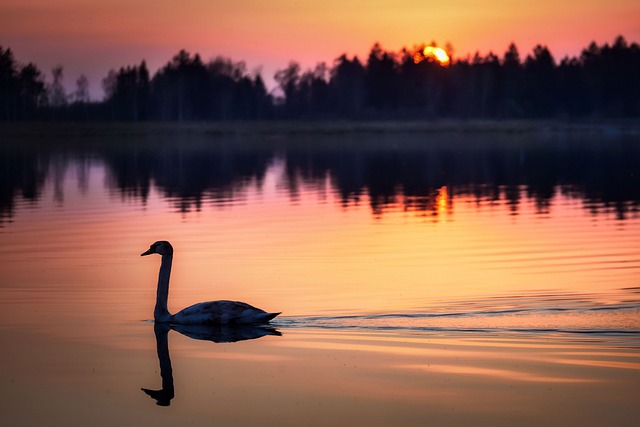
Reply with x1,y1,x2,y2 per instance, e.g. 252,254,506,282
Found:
1,35,638,122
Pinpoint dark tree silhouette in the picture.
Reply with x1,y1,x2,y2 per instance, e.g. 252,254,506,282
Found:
0,46,46,121
145,51,272,121
365,43,401,111
329,55,366,117
580,36,640,117
274,61,301,117
522,45,556,117
103,62,150,121
500,43,524,117
48,66,67,108
1,35,639,121
0,47,20,121
18,63,46,119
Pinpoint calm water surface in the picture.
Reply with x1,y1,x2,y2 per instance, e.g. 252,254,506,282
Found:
0,125,639,426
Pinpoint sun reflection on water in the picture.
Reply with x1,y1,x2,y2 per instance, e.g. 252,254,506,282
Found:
435,185,449,217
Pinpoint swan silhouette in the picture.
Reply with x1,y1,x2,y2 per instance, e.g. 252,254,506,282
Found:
141,241,280,325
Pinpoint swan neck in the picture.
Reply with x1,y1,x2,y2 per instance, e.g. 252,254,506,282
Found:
154,253,173,322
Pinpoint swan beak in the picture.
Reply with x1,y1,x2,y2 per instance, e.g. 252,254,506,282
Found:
140,249,154,256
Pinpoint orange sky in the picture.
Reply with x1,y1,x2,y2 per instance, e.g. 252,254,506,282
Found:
1,0,639,99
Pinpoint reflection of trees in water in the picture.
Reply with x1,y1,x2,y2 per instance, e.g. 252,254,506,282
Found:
281,133,640,220
0,141,98,225
0,145,49,225
1,131,639,223
102,135,274,213
0,138,101,226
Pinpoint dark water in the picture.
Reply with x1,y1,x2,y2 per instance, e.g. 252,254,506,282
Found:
0,125,639,426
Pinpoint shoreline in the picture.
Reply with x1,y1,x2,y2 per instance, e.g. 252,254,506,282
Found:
2,119,640,137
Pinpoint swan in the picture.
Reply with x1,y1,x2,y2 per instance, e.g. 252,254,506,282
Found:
141,241,280,325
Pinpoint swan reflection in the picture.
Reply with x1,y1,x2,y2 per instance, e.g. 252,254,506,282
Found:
142,321,281,406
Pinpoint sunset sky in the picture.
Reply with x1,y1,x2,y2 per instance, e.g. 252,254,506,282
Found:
1,0,639,99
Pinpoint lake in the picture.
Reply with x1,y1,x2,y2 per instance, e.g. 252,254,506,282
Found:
0,123,639,426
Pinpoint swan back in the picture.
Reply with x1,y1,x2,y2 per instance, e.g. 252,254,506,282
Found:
172,300,280,325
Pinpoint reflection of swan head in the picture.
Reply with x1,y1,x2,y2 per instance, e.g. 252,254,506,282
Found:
142,387,174,406
141,241,281,325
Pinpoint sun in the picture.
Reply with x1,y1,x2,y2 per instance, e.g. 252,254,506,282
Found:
414,46,450,66
425,46,450,65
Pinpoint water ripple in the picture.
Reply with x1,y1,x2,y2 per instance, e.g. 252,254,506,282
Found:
275,291,640,337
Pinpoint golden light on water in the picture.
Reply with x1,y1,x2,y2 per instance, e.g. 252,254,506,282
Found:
436,185,449,215
415,46,450,66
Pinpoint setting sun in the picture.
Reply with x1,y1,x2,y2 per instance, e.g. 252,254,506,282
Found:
413,45,450,66
423,46,450,65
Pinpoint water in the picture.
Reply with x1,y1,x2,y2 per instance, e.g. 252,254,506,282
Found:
0,124,639,426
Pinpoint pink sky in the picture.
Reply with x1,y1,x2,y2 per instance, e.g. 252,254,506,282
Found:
1,0,638,99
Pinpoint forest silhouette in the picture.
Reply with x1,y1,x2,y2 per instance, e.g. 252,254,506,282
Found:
1,36,639,121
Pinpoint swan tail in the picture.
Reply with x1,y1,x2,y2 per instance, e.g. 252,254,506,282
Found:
261,312,281,322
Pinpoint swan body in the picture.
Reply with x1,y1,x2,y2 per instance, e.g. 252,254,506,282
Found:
141,241,280,325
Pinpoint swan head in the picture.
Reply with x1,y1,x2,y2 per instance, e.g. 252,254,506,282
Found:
141,241,174,257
